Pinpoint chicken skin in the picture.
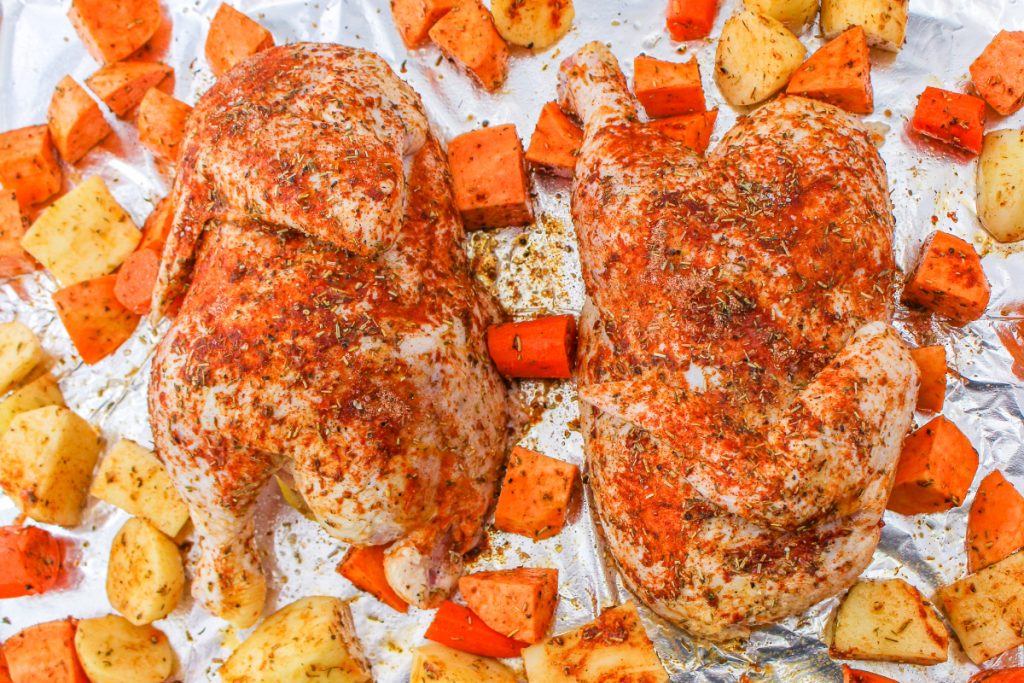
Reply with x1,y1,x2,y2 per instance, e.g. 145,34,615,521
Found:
559,43,918,639
149,43,512,627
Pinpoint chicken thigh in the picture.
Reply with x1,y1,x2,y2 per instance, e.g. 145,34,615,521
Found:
559,43,918,639
149,43,512,627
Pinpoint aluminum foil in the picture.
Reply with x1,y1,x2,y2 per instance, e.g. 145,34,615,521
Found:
1,0,1023,680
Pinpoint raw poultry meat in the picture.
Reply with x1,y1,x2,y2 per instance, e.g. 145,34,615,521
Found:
149,43,513,627
559,42,919,640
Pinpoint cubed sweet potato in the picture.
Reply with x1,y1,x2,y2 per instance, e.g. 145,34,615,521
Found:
525,102,583,177
206,3,275,78
391,0,455,48
649,109,718,154
911,87,987,155
843,666,899,683
887,415,979,515
0,125,62,209
336,545,409,613
459,568,559,643
910,345,946,412
47,76,113,164
902,231,990,324
0,188,35,278
137,88,192,160
970,669,1024,683
86,62,173,118
113,248,160,315
68,0,162,64
786,26,873,114
970,31,1024,116
968,471,1024,573
53,274,140,364
3,619,87,683
494,446,578,540
449,124,533,229
140,195,174,253
634,55,705,118
429,0,509,92
666,0,718,41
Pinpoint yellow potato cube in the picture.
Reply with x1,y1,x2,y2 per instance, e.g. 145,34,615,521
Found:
91,439,189,537
74,615,174,683
0,371,63,434
0,321,44,394
107,517,185,625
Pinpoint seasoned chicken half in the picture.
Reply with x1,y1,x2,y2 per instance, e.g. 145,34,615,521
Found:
149,43,513,627
559,42,918,640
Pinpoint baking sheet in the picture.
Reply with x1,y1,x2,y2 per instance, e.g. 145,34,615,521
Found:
1,0,1024,680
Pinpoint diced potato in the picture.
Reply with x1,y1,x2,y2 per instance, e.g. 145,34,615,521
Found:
411,643,517,683
73,615,174,683
0,405,101,526
821,0,908,52
21,176,140,287
0,321,43,394
523,603,668,683
744,0,818,29
977,129,1024,243
220,596,373,683
714,11,807,106
826,579,949,665
0,371,63,434
107,517,185,625
937,550,1024,665
490,0,574,49
90,439,189,537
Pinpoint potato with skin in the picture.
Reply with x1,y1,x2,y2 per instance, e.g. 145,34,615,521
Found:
821,0,908,52
715,11,806,106
411,643,517,683
744,0,818,30
978,129,1024,243
0,321,43,395
491,0,574,49
826,579,949,665
220,596,372,683
107,518,185,625
73,615,174,683
0,405,101,527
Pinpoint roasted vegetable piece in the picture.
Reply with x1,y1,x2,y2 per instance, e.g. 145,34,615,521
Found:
390,0,455,48
666,0,718,41
937,550,1024,665
220,596,372,682
911,87,987,155
786,26,873,114
491,0,574,49
525,102,583,176
47,76,113,163
970,30,1024,116
54,274,141,364
523,602,669,682
140,194,174,253
85,62,173,118
714,10,806,106
73,615,173,683
0,321,43,394
429,0,509,91
448,124,532,229
137,88,192,160
205,3,275,77
977,129,1024,243
113,248,160,315
902,230,990,324
67,0,162,64
494,446,578,540
3,619,88,683
0,371,64,435
967,471,1024,573
486,314,576,379
634,55,705,118
411,643,516,683
0,525,64,598
744,0,818,29
648,109,718,154
887,415,979,515
909,345,946,412
459,568,559,643
0,125,62,209
337,545,409,613
821,0,907,52
0,188,34,278
842,665,900,683
424,601,527,659
971,669,1024,683
106,517,185,625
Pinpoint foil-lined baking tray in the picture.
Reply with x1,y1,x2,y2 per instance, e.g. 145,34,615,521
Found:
1,0,1023,680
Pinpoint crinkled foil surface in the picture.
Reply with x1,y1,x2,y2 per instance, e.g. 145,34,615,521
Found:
2,0,1024,680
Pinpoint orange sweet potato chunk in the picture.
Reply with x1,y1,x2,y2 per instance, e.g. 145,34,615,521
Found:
634,55,705,118
0,126,62,209
525,102,583,176
449,123,533,229
967,471,1024,573
205,3,275,78
903,231,990,325
68,0,162,64
140,194,174,253
459,567,559,643
887,415,979,515
970,30,1024,116
429,0,509,92
48,76,112,164
391,0,455,48
0,188,35,278
910,345,946,413
86,62,173,118
3,619,87,683
494,446,578,540
786,26,873,114
649,109,718,154
53,274,140,364
137,88,193,160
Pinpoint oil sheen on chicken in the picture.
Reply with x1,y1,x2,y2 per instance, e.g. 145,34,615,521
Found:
149,43,513,627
